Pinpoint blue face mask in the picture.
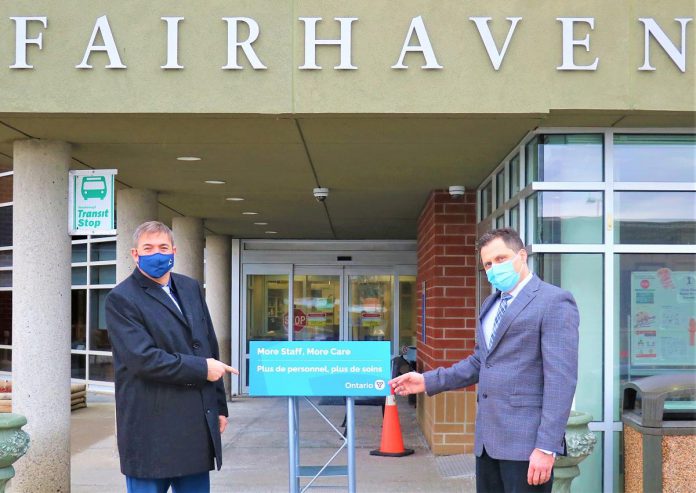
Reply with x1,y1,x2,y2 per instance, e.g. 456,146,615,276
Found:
138,253,174,279
486,253,521,293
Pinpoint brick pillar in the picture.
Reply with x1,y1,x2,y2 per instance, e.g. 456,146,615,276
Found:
416,190,478,455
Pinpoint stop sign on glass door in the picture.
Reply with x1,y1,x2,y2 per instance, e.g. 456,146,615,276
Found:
283,308,307,332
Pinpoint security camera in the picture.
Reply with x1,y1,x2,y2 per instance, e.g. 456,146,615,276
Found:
449,185,465,199
313,187,329,202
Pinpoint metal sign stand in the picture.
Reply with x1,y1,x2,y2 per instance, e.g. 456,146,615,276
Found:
288,396,356,493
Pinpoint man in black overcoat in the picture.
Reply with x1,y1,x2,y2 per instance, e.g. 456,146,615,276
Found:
106,221,238,492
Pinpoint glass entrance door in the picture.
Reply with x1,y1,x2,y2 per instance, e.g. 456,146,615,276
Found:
242,265,291,387
347,274,393,342
293,268,341,341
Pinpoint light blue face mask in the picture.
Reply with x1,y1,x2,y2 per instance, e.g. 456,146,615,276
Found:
486,253,521,292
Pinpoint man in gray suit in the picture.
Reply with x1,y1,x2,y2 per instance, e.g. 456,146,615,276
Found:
390,228,579,492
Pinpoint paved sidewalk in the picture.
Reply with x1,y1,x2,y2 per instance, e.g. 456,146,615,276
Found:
68,393,475,492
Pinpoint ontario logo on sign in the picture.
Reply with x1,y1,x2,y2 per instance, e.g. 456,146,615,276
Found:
68,169,117,235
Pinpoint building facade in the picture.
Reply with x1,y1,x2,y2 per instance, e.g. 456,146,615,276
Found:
0,1,694,491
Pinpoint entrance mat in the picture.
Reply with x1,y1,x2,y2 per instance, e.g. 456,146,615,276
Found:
435,453,476,479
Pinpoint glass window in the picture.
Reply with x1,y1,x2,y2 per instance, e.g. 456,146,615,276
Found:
0,292,10,346
91,265,116,284
534,254,604,420
399,275,417,349
614,134,696,182
496,169,505,209
510,154,520,197
349,275,393,342
92,241,116,261
477,268,492,310
89,289,111,351
481,181,492,219
71,243,87,263
245,274,289,386
292,274,340,341
495,214,504,229
72,289,87,350
0,251,10,268
0,271,10,288
72,266,87,285
510,205,519,234
89,355,114,382
71,354,86,379
527,134,603,183
0,175,12,203
0,207,11,248
575,432,603,493
613,254,696,420
0,349,10,372
72,267,87,286
527,192,603,244
525,137,539,185
614,192,695,245
247,274,289,347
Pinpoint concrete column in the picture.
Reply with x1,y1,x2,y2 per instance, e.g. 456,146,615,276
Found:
116,189,158,283
205,235,232,398
172,217,204,283
12,140,72,492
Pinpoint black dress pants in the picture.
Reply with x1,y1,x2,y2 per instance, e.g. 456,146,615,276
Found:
476,446,553,493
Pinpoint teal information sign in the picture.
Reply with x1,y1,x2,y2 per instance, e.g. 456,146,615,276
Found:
249,341,391,397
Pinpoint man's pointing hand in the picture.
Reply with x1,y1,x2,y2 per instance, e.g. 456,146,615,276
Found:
206,358,239,382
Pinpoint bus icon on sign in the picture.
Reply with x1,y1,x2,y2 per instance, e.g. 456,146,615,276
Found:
81,176,107,200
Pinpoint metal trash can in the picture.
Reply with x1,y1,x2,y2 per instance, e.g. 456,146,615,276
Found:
621,373,696,493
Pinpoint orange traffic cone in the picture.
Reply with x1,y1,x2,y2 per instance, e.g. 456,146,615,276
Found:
370,388,414,457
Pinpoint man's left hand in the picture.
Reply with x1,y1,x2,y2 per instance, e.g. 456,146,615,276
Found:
219,415,228,434
527,448,554,485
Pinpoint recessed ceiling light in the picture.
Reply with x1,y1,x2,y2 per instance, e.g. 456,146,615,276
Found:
265,231,278,234
204,180,226,185
177,156,201,161
253,222,268,226
226,197,245,201
242,211,258,215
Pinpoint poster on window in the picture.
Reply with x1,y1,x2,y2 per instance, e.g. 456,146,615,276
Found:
630,270,696,367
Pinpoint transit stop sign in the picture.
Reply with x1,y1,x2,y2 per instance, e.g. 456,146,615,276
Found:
68,169,117,235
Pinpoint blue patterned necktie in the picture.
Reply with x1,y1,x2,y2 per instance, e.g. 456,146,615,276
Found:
489,293,513,348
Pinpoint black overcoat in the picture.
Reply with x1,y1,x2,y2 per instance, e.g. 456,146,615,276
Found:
105,268,228,479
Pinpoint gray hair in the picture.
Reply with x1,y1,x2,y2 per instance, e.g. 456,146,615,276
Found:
132,221,175,248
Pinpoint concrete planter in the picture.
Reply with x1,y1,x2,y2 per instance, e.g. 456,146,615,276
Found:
0,414,30,492
552,411,597,493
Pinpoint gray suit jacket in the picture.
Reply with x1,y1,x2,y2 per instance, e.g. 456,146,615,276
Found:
423,274,579,460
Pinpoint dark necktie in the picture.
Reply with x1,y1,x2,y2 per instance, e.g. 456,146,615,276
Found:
167,282,185,316
489,293,512,348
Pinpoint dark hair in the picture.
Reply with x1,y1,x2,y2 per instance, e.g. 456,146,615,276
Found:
477,228,524,252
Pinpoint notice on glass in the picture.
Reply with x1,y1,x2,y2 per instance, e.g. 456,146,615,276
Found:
249,341,392,396
630,270,696,367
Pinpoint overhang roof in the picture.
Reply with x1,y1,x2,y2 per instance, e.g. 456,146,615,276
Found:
0,111,693,239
